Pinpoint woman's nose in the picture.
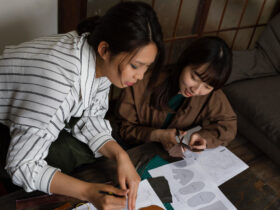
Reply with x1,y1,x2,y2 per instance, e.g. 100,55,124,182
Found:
135,72,144,80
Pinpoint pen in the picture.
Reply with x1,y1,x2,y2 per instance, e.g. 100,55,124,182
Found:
99,190,126,198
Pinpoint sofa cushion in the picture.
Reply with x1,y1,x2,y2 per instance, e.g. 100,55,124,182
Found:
235,111,280,166
226,13,280,85
223,75,280,147
257,13,280,73
226,49,277,85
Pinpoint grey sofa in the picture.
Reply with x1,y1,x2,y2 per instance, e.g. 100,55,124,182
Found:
223,13,280,166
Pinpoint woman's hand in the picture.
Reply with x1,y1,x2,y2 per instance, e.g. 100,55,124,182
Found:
189,133,207,151
98,141,140,210
50,171,128,210
116,152,141,210
84,183,128,210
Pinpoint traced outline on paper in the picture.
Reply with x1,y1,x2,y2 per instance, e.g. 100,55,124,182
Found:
173,160,187,168
179,181,205,195
198,200,228,210
187,191,215,207
172,168,194,185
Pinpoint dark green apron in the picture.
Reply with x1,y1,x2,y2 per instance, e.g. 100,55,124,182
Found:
161,94,185,129
46,129,97,174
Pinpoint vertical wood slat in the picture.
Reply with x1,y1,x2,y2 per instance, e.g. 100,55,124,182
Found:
246,0,267,49
58,0,87,33
191,0,212,35
231,0,249,48
152,0,156,8
167,0,184,63
216,0,229,36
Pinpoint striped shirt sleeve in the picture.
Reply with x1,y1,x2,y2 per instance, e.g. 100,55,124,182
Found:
71,81,114,157
5,125,60,193
1,31,98,193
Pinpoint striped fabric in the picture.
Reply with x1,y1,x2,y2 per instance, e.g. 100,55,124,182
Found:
0,31,114,193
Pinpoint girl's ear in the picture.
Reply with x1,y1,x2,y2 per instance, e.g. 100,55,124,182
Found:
97,41,110,61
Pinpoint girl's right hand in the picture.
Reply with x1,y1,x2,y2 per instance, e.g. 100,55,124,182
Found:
156,128,186,151
84,183,128,210
152,128,184,151
158,128,177,151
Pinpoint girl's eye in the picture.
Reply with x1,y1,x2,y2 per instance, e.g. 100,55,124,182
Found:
130,64,137,69
191,73,195,80
192,72,199,81
205,84,212,90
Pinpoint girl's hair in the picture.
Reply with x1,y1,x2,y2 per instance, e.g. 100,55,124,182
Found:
150,36,232,110
77,1,164,85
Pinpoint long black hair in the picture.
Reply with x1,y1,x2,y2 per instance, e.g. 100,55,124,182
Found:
150,36,232,110
77,1,164,86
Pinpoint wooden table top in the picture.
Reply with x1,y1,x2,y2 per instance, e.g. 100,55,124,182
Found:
0,137,280,210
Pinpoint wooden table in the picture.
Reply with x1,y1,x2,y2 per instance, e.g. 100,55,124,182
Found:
0,137,280,210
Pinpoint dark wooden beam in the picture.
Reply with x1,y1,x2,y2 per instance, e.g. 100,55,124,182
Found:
58,0,87,33
191,0,212,36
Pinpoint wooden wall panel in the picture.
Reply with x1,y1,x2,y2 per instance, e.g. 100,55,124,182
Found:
58,0,87,33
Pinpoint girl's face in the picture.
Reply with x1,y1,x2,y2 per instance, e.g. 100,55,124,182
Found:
179,63,214,97
104,43,158,88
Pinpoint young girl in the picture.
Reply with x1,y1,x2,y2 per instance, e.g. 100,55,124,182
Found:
117,36,237,154
0,2,164,210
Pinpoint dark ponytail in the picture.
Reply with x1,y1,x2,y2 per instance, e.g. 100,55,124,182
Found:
77,16,101,35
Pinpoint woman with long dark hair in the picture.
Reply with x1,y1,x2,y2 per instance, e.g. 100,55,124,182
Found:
117,36,236,155
0,2,164,209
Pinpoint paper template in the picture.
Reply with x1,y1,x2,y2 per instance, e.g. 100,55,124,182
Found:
182,125,202,144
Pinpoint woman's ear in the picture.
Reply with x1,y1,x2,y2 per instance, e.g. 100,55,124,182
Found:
97,41,110,61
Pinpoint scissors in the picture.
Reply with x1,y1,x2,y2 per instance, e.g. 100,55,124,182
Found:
176,129,204,152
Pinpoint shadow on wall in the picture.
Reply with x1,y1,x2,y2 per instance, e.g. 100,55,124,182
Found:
0,18,39,54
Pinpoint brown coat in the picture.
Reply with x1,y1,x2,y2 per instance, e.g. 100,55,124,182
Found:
116,73,237,148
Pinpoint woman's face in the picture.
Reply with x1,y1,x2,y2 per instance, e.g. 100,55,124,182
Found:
104,42,158,88
179,63,214,97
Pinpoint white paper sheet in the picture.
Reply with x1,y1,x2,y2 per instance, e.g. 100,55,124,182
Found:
149,161,237,210
182,125,248,186
73,179,164,210
74,202,96,210
184,146,249,186
125,179,165,210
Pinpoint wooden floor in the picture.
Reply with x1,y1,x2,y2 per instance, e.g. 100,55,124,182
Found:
223,134,280,209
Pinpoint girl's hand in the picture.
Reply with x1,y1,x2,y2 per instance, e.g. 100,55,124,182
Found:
157,129,186,151
189,133,207,151
116,152,141,210
85,183,128,210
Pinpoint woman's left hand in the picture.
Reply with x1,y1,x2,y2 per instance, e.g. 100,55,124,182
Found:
189,133,207,151
116,152,141,210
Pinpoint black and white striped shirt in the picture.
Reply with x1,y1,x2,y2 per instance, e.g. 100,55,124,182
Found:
0,31,114,193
